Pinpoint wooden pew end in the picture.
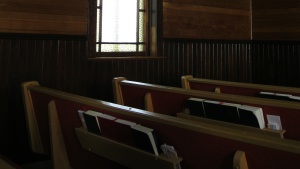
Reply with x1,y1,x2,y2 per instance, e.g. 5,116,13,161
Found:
48,101,71,169
145,93,154,112
233,150,248,169
112,77,127,105
181,75,193,89
21,81,45,154
215,87,221,93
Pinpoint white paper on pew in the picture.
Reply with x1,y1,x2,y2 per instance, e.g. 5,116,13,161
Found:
289,95,300,101
266,115,282,130
78,110,87,129
160,144,181,169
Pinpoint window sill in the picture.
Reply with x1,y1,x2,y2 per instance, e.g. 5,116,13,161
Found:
88,56,166,61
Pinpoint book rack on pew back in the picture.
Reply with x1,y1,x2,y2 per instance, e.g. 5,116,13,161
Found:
181,75,300,101
75,127,182,169
113,77,300,141
22,81,300,169
177,113,286,138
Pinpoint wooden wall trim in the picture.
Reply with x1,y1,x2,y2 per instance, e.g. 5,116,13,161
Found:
0,0,88,35
163,0,251,40
252,0,300,40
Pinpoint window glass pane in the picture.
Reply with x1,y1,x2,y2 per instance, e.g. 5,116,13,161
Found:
139,44,145,52
102,0,137,43
140,0,145,10
96,44,99,52
96,0,101,52
101,44,139,52
139,12,144,42
96,8,100,43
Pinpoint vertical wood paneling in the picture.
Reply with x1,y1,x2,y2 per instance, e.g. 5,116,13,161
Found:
252,41,300,87
163,40,253,86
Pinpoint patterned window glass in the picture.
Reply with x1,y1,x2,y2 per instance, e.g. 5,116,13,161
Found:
96,0,146,53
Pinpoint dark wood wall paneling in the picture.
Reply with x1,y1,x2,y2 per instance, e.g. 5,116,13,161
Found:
252,41,300,87
162,39,253,86
252,0,300,40
0,34,164,163
163,0,251,40
0,0,87,35
162,39,300,87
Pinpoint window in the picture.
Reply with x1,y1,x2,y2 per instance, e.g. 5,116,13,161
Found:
88,0,160,58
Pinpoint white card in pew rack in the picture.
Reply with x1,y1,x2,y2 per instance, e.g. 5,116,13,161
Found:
266,115,282,130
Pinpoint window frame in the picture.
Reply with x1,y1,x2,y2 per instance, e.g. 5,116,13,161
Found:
88,0,161,59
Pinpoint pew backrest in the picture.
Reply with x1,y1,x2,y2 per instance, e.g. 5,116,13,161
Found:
113,77,300,141
181,75,300,98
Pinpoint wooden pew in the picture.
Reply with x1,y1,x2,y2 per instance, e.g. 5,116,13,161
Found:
0,154,21,169
22,81,300,169
113,77,300,141
181,75,300,100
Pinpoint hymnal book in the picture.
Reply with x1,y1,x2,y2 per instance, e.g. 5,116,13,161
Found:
114,119,136,146
258,91,275,99
259,91,294,101
203,100,240,124
97,114,117,140
238,105,265,129
218,102,241,124
186,97,205,117
131,124,159,155
83,110,102,135
203,100,222,121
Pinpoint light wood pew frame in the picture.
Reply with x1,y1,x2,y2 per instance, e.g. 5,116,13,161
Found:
75,127,182,169
233,151,248,169
0,154,21,169
48,101,71,169
22,81,45,154
22,81,300,169
113,77,300,141
181,75,300,97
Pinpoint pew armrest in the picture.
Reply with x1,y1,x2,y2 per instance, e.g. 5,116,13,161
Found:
21,81,45,154
112,77,127,105
233,151,248,169
75,127,182,169
181,75,193,89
